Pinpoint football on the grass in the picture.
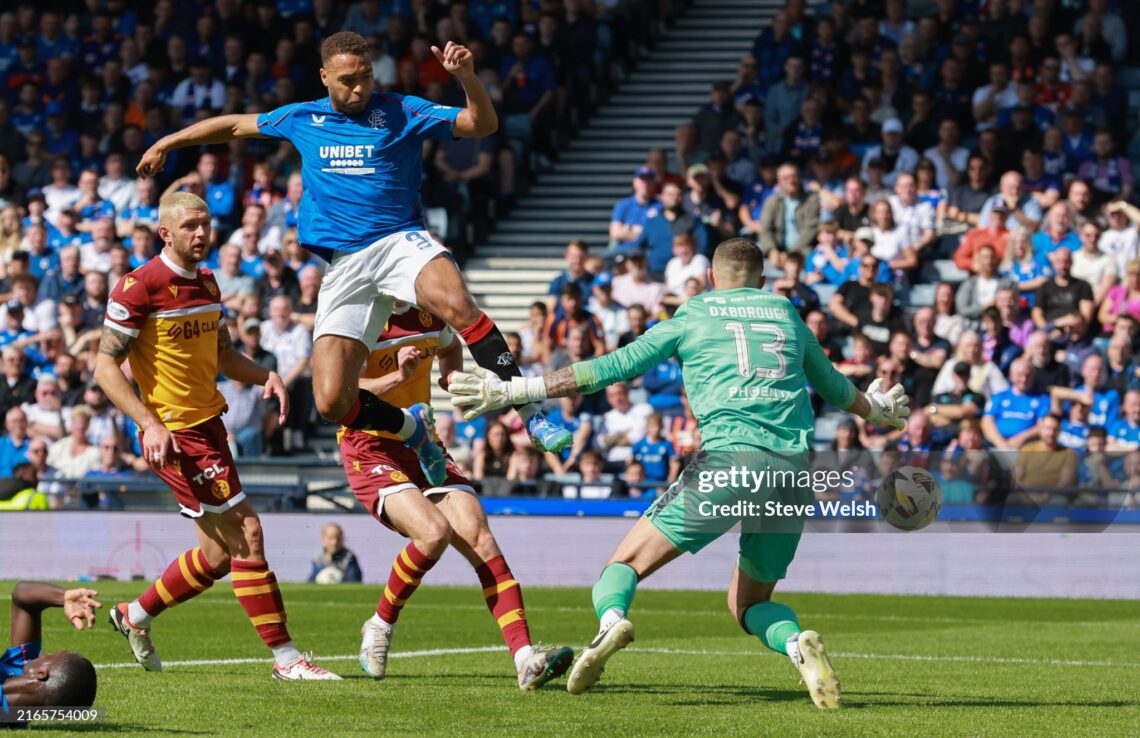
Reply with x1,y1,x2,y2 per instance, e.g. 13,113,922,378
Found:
877,465,942,531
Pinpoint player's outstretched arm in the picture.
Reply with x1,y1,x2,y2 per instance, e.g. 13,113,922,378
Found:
433,42,498,138
449,316,685,419
137,114,263,178
10,582,101,646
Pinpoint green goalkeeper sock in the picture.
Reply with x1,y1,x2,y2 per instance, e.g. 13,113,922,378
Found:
743,601,801,655
592,563,639,622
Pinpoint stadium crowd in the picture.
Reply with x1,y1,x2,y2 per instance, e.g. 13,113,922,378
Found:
1,0,1139,511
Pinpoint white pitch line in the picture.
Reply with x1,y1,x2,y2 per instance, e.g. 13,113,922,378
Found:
95,645,1140,671
95,646,504,670
628,647,1140,668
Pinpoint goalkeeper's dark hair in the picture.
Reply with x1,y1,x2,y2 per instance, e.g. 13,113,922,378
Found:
712,238,765,279
321,31,370,65
42,653,97,707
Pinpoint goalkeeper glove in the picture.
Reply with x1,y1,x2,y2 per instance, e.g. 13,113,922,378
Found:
864,377,911,431
447,367,548,420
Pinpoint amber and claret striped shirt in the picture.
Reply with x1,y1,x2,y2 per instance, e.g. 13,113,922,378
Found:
103,252,226,430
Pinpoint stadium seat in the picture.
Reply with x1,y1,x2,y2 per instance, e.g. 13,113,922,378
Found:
813,284,837,306
921,260,970,284
908,283,936,307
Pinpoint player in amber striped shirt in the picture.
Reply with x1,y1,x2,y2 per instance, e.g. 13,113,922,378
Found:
340,303,572,690
93,192,338,681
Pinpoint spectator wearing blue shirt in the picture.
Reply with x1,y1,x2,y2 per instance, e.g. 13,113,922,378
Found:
0,406,30,477
609,167,661,248
636,181,709,275
630,414,678,485
1060,106,1094,171
197,153,236,226
547,239,594,314
981,359,1048,450
1107,390,1140,452
642,358,683,414
1020,149,1061,209
22,224,57,281
71,170,115,234
738,158,779,239
543,394,594,471
307,523,363,584
500,34,557,158
1031,202,1079,256
1058,399,1092,450
1052,353,1120,427
752,12,799,92
43,103,78,158
36,246,83,305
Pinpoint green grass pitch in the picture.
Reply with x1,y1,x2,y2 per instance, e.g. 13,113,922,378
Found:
5,581,1138,736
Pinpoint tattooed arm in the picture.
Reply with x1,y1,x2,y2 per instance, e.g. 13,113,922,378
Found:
449,314,687,419
93,326,164,431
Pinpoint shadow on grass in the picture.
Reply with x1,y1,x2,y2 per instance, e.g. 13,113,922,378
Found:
581,684,1140,710
838,692,1140,710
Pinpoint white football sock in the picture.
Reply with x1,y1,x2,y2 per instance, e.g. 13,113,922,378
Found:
272,642,303,666
599,607,625,632
127,600,153,629
371,612,395,629
396,409,417,440
513,645,535,672
785,633,801,666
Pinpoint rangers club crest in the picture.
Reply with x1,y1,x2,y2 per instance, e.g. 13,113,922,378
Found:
368,109,386,129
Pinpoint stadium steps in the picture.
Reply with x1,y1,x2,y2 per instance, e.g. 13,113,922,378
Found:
438,0,777,411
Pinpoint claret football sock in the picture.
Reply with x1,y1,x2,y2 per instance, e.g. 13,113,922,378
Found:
133,547,227,627
231,559,292,648
376,542,439,624
743,601,801,657
592,563,639,625
474,555,532,666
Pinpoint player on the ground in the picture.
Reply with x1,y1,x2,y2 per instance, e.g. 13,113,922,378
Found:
341,301,573,689
133,31,571,488
448,239,910,707
1,582,100,723
94,192,339,681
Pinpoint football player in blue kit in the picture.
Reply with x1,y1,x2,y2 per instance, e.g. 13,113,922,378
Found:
134,32,571,485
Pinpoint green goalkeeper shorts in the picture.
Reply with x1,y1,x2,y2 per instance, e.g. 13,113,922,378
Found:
644,448,812,583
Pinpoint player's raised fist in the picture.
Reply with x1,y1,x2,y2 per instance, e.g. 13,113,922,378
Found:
137,144,168,178
432,41,473,76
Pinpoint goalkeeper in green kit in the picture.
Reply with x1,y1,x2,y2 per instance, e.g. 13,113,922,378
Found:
448,239,910,708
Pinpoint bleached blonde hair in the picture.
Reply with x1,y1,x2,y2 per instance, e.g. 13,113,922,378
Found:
158,192,209,228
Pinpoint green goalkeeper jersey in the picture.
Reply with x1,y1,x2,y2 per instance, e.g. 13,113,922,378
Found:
572,288,857,454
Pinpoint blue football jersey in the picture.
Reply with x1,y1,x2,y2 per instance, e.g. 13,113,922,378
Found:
256,92,461,260
1,642,40,712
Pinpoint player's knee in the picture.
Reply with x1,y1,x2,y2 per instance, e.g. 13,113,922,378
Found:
435,291,479,329
314,384,353,423
468,526,500,561
417,517,453,557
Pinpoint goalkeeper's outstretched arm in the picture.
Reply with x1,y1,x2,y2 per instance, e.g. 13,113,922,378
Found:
450,316,685,419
